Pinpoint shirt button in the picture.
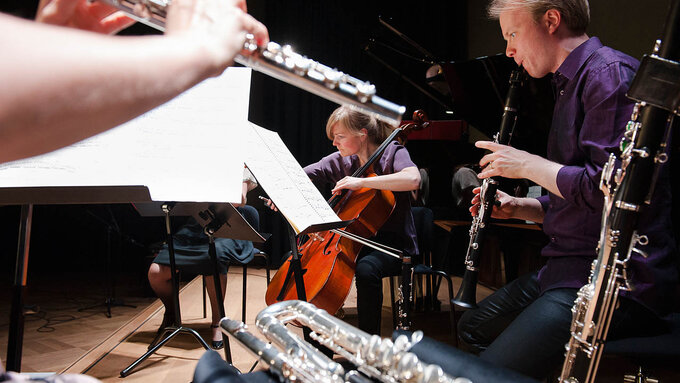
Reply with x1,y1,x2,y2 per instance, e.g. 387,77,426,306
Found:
559,90,565,96
551,236,557,242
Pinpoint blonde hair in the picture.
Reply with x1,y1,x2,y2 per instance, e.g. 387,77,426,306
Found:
325,106,393,144
487,0,590,35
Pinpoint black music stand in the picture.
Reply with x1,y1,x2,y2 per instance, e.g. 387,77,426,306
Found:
2,186,153,373
120,202,265,377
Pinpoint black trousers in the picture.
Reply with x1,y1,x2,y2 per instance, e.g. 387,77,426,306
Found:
457,272,669,379
355,248,402,335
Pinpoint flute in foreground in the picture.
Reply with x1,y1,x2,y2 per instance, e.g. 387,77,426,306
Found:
100,0,406,126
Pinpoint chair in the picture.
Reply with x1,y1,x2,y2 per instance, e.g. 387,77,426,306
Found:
389,206,457,343
202,205,270,323
600,311,680,381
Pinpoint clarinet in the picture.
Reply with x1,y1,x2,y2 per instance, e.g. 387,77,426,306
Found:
559,1,680,382
98,0,406,126
453,68,525,309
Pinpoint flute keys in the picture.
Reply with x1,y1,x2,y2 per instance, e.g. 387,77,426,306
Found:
242,33,259,53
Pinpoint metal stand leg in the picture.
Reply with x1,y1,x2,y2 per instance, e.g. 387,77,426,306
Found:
207,232,233,364
120,204,210,377
6,204,33,372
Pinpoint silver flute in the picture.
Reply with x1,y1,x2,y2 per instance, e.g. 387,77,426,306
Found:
221,300,472,383
99,0,406,126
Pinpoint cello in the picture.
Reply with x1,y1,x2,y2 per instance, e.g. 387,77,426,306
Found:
265,111,428,315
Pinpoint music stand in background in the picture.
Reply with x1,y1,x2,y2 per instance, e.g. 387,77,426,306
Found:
120,202,265,377
78,206,140,318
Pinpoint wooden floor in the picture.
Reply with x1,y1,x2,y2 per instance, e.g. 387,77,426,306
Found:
1,266,481,382
5,266,675,382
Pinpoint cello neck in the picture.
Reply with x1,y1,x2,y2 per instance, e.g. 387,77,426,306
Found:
352,127,403,177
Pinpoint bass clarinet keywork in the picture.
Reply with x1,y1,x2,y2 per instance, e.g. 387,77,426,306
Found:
559,1,680,381
98,0,406,127
221,300,473,383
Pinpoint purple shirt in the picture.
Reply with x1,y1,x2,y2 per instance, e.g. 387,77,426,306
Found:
304,141,419,257
536,37,677,316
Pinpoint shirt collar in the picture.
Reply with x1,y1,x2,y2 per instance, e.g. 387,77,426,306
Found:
555,36,603,80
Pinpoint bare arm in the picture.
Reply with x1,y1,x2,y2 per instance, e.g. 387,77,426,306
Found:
0,0,268,164
331,166,421,194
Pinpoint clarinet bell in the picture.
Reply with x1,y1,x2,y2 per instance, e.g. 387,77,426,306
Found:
453,270,479,310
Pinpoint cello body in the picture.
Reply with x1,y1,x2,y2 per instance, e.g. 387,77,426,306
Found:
265,181,396,315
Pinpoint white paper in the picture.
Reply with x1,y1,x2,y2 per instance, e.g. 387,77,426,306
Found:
0,68,253,204
243,123,342,234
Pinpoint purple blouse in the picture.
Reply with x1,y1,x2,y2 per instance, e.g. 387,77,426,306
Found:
536,37,677,316
304,141,419,257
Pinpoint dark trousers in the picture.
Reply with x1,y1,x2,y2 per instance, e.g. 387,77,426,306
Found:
355,248,402,335
457,272,668,379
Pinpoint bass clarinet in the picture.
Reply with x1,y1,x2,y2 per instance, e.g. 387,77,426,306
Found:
453,68,525,309
221,300,473,383
97,0,405,126
559,1,680,382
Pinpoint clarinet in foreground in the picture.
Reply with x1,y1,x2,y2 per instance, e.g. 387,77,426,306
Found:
98,0,405,126
453,68,525,309
221,300,473,383
559,1,680,382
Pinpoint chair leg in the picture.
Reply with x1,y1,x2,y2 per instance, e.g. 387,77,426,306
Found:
202,275,207,319
435,270,458,346
265,254,271,286
389,276,397,329
242,264,248,323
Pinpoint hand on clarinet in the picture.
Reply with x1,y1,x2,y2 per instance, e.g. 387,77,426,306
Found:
469,188,516,220
259,196,278,212
475,141,534,180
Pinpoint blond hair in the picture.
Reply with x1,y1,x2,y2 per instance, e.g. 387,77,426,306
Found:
325,106,393,144
487,0,590,35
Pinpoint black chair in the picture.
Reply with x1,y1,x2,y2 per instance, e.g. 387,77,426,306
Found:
601,312,680,381
389,206,457,343
202,205,270,323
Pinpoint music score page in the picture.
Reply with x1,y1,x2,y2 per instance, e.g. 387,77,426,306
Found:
0,68,252,204
244,123,342,235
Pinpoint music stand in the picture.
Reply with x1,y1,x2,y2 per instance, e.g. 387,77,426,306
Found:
2,186,153,372
78,206,138,318
120,202,265,377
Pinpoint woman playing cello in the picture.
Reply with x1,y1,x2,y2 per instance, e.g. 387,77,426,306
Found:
302,105,421,335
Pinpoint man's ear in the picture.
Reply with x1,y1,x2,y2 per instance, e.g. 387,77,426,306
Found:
544,9,561,34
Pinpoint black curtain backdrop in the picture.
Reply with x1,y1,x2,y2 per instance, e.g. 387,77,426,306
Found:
243,1,469,264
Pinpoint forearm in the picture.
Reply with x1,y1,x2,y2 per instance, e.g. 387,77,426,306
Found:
520,154,564,198
0,15,217,163
361,166,420,192
509,197,545,223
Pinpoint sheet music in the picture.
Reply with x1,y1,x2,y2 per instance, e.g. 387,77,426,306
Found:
0,68,252,204
243,123,342,234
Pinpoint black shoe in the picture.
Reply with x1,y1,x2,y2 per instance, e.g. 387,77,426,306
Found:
210,324,224,350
